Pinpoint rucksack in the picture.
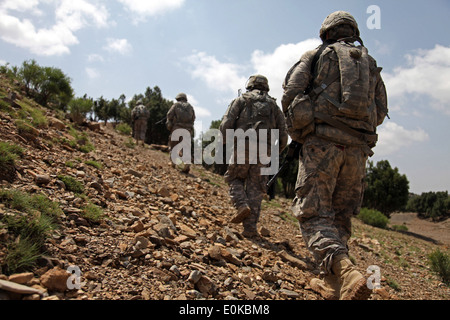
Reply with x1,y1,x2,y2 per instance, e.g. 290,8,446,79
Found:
133,105,149,120
174,102,195,124
285,38,384,147
236,91,277,131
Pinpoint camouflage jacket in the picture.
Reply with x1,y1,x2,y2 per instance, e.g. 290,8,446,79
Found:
166,102,196,131
220,89,288,154
282,42,388,147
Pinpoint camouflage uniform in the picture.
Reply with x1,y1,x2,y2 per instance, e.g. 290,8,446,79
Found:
221,75,288,236
166,93,196,172
282,12,388,274
131,102,150,144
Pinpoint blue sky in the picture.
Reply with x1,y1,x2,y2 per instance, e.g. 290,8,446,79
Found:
1,0,449,194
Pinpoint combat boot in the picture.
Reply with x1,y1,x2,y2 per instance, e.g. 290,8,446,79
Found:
242,229,259,239
310,274,340,300
231,205,251,224
331,254,372,300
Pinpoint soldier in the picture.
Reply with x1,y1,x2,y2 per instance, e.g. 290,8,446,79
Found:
220,75,288,238
131,100,150,146
166,93,196,173
282,11,388,300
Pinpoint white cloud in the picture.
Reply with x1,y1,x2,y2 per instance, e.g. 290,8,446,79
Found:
87,54,104,63
86,67,100,79
250,38,321,102
117,0,185,23
104,38,132,55
374,122,429,157
384,44,450,115
0,0,109,56
186,94,211,118
184,39,321,103
185,51,248,95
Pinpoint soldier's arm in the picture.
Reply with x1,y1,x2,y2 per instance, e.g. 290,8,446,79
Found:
166,105,176,130
281,50,316,112
219,98,244,137
375,74,388,127
275,106,288,153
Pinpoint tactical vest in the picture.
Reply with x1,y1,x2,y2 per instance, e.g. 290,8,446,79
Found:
235,91,277,131
285,40,385,153
174,102,195,127
133,105,149,119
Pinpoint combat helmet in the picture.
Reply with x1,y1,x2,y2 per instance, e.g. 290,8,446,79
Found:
176,93,188,101
319,11,360,41
246,74,270,92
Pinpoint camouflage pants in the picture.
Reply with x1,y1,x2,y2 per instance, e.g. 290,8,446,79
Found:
225,162,268,232
292,135,367,274
133,119,148,142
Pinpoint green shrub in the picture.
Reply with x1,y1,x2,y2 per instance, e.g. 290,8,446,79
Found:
391,224,408,232
0,142,24,182
0,141,23,167
0,189,62,274
85,160,102,170
82,203,104,223
57,175,84,194
357,208,389,229
428,249,450,285
116,123,132,136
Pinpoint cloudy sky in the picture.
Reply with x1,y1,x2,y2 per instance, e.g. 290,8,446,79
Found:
1,0,449,194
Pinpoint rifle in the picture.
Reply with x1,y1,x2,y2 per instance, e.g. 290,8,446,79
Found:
155,116,167,125
266,141,302,189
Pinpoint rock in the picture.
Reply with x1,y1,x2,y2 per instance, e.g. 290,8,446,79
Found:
221,248,242,266
127,169,144,178
262,271,279,282
278,250,308,270
131,220,145,233
87,122,102,132
134,236,151,250
8,272,35,285
196,276,217,296
0,279,45,295
40,267,70,292
374,287,391,299
179,223,197,239
279,288,300,299
157,186,171,198
48,117,66,130
35,174,51,185
208,245,223,261
259,227,271,237
188,270,202,284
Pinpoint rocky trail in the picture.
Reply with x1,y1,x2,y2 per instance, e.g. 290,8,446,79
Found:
0,86,449,302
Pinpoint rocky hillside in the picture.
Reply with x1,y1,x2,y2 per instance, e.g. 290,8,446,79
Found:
0,76,448,301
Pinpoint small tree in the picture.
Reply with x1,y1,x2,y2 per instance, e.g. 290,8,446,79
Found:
68,96,93,125
363,160,409,217
18,60,73,109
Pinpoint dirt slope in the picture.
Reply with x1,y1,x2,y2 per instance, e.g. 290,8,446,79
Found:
0,86,448,301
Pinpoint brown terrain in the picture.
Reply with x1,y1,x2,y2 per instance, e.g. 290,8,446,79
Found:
0,78,449,302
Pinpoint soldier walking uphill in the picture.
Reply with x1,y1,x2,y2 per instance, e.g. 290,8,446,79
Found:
220,75,288,238
282,11,388,300
166,93,196,173
131,100,150,146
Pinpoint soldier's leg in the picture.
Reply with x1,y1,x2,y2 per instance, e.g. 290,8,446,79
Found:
333,146,368,245
242,164,267,236
225,163,251,223
292,137,347,274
